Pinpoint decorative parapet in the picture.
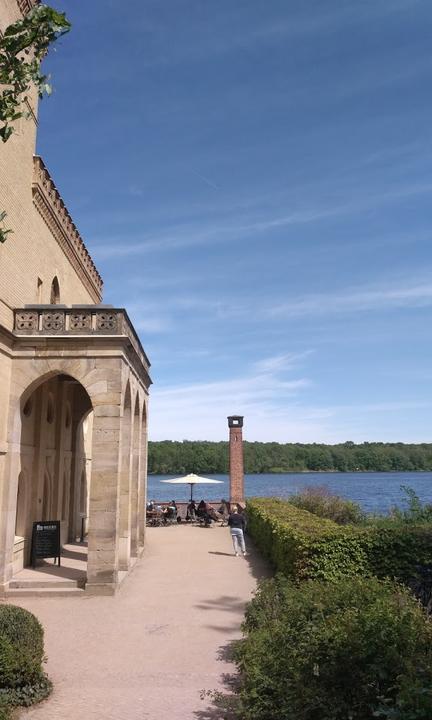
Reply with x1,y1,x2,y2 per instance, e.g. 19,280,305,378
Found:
17,0,39,15
14,306,151,377
32,156,103,303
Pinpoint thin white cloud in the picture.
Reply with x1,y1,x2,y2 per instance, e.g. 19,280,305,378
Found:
190,168,220,190
129,315,172,333
128,184,145,197
139,0,423,68
333,400,432,414
150,372,313,442
90,180,432,261
91,205,346,260
269,280,432,319
118,275,432,340
149,373,432,443
253,351,314,374
154,375,309,402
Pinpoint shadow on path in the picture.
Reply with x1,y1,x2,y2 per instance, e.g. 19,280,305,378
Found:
194,641,240,720
196,538,271,718
210,537,271,584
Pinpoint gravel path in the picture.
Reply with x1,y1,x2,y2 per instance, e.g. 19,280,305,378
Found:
17,524,268,720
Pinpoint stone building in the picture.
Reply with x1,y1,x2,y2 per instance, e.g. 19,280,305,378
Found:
0,0,151,594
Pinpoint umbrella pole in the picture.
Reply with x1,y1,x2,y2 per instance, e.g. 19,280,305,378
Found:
190,484,193,503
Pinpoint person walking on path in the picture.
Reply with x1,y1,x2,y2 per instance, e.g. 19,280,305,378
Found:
228,504,246,557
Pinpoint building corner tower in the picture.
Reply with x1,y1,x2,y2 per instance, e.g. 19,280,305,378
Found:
228,415,245,506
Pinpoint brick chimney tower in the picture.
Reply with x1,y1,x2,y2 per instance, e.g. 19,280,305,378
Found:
228,415,244,505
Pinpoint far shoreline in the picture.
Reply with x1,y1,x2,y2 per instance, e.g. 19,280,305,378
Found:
148,469,431,476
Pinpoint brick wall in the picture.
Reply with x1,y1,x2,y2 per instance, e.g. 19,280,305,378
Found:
0,0,102,332
229,425,245,504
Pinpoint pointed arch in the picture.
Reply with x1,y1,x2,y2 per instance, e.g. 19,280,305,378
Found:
50,276,60,304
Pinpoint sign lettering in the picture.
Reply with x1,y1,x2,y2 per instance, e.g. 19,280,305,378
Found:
31,520,61,568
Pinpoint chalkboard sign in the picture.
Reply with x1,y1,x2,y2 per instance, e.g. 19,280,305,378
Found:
31,521,61,568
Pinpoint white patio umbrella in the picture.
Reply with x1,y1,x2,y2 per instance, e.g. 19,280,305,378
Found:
160,473,224,502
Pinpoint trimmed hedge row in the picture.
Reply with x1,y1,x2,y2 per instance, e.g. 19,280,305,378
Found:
246,498,432,582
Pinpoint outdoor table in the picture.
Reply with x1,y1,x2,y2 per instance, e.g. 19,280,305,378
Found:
146,510,163,526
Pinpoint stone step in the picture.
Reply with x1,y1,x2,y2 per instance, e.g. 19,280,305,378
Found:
5,586,85,598
9,578,81,589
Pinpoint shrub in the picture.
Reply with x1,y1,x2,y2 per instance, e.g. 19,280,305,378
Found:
389,486,432,524
235,575,432,720
289,485,366,524
0,605,51,711
246,498,432,583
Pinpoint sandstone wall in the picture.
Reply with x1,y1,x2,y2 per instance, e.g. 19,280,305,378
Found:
0,0,102,333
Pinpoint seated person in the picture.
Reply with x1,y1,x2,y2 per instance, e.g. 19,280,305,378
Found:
164,501,177,523
217,499,229,525
146,499,155,512
205,503,218,522
197,501,216,525
197,500,207,518
186,500,197,521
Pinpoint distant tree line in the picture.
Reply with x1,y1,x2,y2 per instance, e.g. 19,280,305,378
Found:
147,440,432,474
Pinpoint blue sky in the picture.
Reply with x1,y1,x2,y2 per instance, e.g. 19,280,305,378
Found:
38,0,432,442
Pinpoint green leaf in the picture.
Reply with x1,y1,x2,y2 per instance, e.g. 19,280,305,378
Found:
0,4,71,142
0,125,13,142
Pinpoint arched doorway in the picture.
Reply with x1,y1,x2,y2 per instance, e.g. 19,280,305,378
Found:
14,373,93,571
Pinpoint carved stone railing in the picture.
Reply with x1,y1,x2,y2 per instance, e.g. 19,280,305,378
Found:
32,156,103,303
14,306,151,370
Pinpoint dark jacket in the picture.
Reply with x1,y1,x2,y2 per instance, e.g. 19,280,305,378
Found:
228,512,245,530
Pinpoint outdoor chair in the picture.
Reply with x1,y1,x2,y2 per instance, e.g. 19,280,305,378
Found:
197,512,213,527
219,509,229,526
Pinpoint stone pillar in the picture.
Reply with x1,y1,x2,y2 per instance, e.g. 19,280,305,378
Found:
118,389,132,571
129,406,140,559
228,415,244,505
138,407,148,548
86,408,122,595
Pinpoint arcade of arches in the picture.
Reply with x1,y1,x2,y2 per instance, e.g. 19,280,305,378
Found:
0,0,151,595
0,317,151,595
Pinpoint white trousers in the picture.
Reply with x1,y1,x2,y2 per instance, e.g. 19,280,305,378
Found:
230,528,246,554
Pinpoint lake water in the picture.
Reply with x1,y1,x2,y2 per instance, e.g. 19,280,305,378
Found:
148,472,432,514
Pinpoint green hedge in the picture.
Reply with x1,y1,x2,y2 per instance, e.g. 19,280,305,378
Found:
246,498,432,582
235,575,432,720
0,605,51,713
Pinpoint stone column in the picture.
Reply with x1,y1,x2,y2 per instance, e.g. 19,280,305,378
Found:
118,390,132,571
130,406,140,559
138,406,148,548
228,415,245,505
86,407,122,594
